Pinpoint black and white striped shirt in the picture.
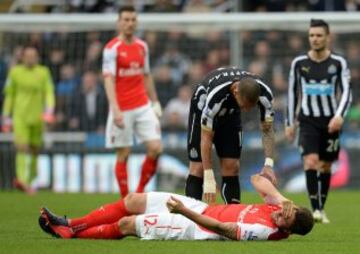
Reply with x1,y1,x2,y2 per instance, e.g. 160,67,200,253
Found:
286,53,352,126
199,67,274,131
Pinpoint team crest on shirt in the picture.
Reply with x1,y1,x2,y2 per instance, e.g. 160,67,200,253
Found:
190,148,198,159
327,64,337,74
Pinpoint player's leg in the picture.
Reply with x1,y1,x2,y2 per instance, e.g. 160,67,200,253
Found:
219,159,240,204
39,193,147,235
74,215,136,239
28,122,43,192
299,120,322,220
186,86,205,200
105,109,134,197
214,115,242,204
134,104,162,192
317,131,340,223
13,118,31,191
115,147,131,197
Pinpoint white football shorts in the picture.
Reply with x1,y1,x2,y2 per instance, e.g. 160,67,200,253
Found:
105,103,161,148
135,192,221,240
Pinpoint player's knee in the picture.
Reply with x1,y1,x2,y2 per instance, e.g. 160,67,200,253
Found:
124,193,146,214
189,162,203,177
116,148,131,162
147,142,162,158
221,160,239,176
118,216,136,235
304,155,319,169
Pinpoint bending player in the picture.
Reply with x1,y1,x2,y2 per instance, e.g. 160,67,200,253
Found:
39,174,314,241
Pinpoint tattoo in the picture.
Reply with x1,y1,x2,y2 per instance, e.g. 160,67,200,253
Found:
218,222,239,240
261,122,275,158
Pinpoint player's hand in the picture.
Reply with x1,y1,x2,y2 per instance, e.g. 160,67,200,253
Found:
203,169,216,204
113,108,125,128
42,108,55,124
328,116,343,133
1,116,12,133
152,101,162,118
260,166,277,186
285,126,296,143
166,196,185,214
280,200,295,220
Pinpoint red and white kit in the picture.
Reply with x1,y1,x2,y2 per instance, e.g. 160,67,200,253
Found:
102,37,161,148
136,192,289,241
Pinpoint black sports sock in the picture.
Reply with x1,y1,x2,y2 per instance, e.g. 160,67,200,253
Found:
221,176,240,204
185,175,203,200
305,169,320,211
319,172,331,210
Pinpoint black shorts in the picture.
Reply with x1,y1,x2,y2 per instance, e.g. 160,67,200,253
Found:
298,117,340,162
187,86,242,162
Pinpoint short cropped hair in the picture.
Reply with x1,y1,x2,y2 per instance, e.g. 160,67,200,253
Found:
310,19,330,34
237,77,260,105
118,5,136,16
290,207,314,235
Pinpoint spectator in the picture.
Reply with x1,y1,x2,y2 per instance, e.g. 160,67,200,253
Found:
155,43,191,86
162,85,192,130
68,71,107,132
54,64,79,130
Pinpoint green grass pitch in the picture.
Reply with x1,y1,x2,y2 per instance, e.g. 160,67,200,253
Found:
0,190,359,254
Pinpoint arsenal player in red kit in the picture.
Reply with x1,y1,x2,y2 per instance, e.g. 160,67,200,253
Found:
39,173,314,241
102,6,162,197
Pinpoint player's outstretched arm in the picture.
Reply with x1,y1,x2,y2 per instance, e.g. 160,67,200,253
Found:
166,196,238,240
251,174,288,204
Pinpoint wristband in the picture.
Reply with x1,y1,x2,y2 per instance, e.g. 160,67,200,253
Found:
203,169,216,193
264,157,274,168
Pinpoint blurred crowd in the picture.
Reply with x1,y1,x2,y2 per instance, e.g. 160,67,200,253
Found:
0,0,360,134
4,0,360,13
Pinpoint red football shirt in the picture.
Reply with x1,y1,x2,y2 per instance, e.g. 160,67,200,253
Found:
202,204,290,240
102,37,150,110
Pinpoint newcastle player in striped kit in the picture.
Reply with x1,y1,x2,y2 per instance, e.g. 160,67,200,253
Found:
185,67,277,204
285,19,352,223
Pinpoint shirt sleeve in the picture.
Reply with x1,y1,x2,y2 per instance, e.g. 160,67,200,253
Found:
102,47,116,77
44,67,55,110
143,42,150,74
335,57,352,118
236,223,275,241
201,81,232,131
2,68,15,117
286,58,299,126
256,79,274,122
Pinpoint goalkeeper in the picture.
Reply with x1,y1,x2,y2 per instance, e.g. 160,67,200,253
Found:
1,45,55,193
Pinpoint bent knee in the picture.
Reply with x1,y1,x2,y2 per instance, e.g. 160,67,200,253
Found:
124,193,146,214
119,216,137,235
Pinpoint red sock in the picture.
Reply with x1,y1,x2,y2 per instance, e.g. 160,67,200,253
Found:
75,222,124,239
69,199,129,232
115,161,128,197
136,156,158,193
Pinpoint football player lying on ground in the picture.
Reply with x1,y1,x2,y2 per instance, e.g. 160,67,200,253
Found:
39,173,314,241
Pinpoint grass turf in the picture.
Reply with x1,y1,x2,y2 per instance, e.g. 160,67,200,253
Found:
0,190,359,254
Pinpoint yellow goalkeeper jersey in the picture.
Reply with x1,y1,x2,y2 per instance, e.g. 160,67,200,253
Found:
2,64,55,124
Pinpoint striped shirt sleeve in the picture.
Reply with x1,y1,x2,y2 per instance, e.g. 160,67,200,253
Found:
201,81,232,131
256,79,274,122
334,56,352,118
286,58,299,126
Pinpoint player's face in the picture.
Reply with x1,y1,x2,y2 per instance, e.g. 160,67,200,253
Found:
22,48,38,67
118,11,137,37
271,209,296,230
308,27,328,52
